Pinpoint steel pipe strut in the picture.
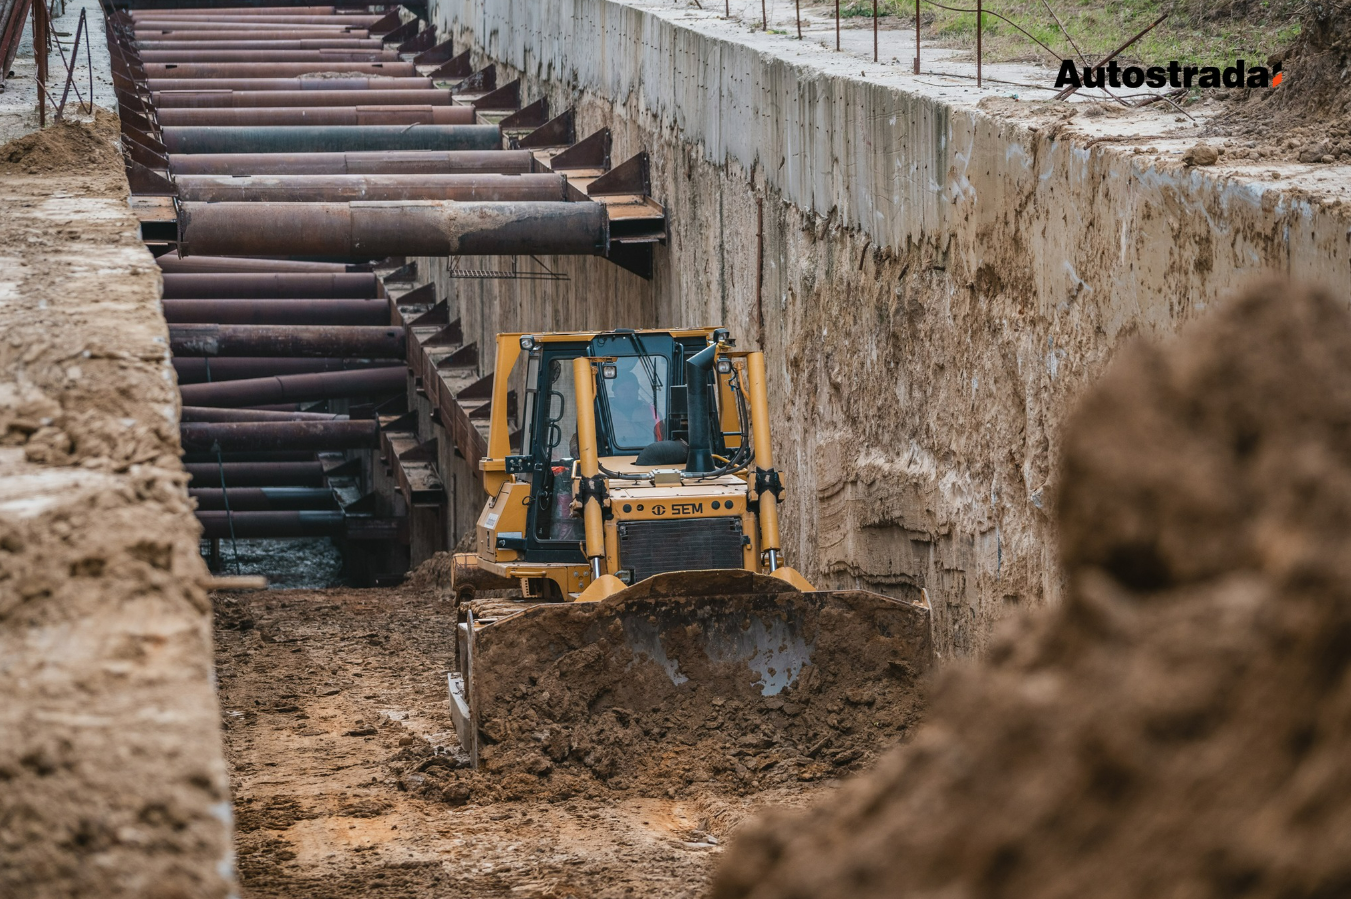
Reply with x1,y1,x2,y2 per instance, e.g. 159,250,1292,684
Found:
184,461,325,487
138,50,399,63
162,124,501,154
161,272,376,298
133,14,386,25
179,367,407,407
174,173,567,203
174,358,397,385
179,420,380,452
128,8,341,17
143,62,418,78
155,255,356,273
133,30,372,42
148,77,433,90
195,510,344,539
163,299,390,326
157,105,474,127
181,406,349,422
136,39,387,50
153,89,453,108
189,487,337,511
178,201,610,258
169,324,405,358
134,24,371,34
167,149,533,176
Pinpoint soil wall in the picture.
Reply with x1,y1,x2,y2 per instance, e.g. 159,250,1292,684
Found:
425,0,1351,658
0,117,234,898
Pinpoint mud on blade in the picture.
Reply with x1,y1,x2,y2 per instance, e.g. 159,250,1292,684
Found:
450,571,933,779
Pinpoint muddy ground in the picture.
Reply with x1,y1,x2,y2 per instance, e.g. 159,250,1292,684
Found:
214,585,863,898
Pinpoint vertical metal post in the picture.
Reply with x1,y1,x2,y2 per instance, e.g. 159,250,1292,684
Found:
795,0,801,38
761,0,767,30
872,0,878,62
85,5,93,113
914,0,921,73
34,0,47,127
835,0,840,50
725,0,729,16
976,0,982,87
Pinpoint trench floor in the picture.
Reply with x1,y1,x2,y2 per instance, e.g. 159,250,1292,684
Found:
214,585,831,898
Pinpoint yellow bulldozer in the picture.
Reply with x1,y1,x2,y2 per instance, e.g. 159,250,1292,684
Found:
447,327,933,768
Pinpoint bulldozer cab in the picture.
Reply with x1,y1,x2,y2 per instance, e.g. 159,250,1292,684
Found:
510,330,732,564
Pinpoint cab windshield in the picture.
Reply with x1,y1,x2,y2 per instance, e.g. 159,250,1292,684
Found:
601,355,668,451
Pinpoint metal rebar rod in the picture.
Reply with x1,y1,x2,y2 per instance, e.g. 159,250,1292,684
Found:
161,123,500,154
976,0,981,87
873,0,878,62
169,324,405,358
177,200,609,259
914,0,920,73
173,172,567,203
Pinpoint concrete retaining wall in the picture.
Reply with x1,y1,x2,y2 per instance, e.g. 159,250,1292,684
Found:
427,0,1351,657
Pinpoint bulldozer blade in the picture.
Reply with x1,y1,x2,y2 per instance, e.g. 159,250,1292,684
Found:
448,569,932,769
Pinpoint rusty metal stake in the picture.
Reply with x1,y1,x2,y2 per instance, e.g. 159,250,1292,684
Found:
976,0,981,87
873,0,878,62
795,0,801,39
761,0,766,30
835,0,840,50
914,0,920,73
34,0,47,127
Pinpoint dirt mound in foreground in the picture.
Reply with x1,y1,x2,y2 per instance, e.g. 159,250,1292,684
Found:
710,279,1351,899
0,108,125,195
1208,2,1351,158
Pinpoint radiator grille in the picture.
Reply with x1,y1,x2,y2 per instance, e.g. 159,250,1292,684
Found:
618,517,745,582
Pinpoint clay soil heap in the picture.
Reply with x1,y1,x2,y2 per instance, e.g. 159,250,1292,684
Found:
711,278,1351,899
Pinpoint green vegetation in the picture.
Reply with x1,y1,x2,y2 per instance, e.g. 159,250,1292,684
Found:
877,0,1303,68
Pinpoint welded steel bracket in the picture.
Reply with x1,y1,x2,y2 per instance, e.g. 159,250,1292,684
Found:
413,38,456,66
517,108,576,150
428,49,472,80
473,78,520,111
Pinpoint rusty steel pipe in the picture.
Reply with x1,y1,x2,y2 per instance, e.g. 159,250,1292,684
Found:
170,324,405,358
143,62,418,79
157,105,474,127
175,173,567,203
133,15,386,25
181,406,348,422
148,77,432,91
179,201,609,258
179,367,407,407
163,124,499,154
195,510,344,539
153,88,452,108
180,420,380,452
156,255,356,273
190,487,337,511
136,39,387,50
167,149,533,176
138,50,399,62
174,358,396,384
184,461,325,487
133,29,371,41
163,299,389,326
129,7,340,17
161,272,376,298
